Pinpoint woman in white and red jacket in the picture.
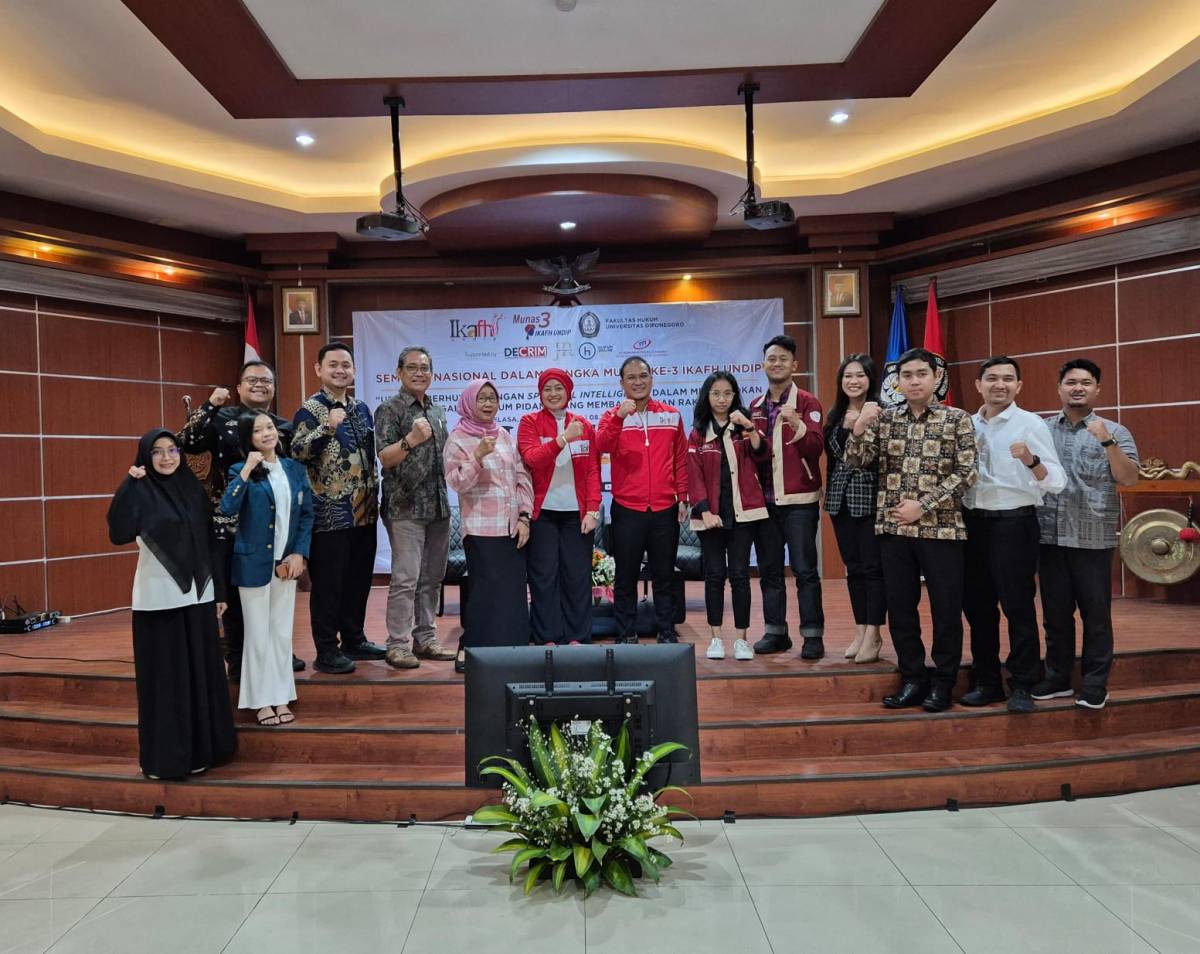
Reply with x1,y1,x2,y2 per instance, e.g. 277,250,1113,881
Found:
517,368,602,645
595,356,689,644
687,372,770,661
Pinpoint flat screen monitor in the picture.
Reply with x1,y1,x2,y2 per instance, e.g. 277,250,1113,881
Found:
464,644,700,789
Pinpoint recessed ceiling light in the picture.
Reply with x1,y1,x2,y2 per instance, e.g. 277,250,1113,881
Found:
38,244,52,252
682,274,693,281
163,266,176,275
559,221,576,231
829,111,850,124
295,133,316,147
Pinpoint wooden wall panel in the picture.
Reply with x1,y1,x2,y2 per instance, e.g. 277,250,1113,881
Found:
0,309,38,372
1004,346,1117,413
38,314,159,377
39,379,161,436
1118,405,1200,470
990,284,1115,356
0,500,45,564
43,437,135,496
1118,267,1200,342
160,327,241,386
45,498,134,559
0,437,40,497
47,553,137,616
0,561,46,614
1118,337,1200,407
943,303,990,363
0,371,40,434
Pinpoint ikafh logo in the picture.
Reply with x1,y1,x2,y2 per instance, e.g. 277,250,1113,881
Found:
449,318,497,339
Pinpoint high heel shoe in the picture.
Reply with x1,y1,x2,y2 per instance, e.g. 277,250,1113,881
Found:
844,631,865,658
454,635,466,674
854,629,883,664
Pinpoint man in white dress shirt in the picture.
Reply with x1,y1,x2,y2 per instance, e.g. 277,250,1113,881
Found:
960,356,1066,714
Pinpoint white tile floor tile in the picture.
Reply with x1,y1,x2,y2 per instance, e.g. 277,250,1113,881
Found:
990,797,1156,829
858,806,1007,829
0,897,99,954
917,884,1159,954
110,836,300,897
1118,786,1200,828
1020,826,1200,885
0,840,164,900
269,827,443,893
46,894,258,954
1085,884,1200,954
224,890,423,954
871,828,1073,885
32,812,185,845
751,884,962,954
0,805,69,846
726,827,907,885
584,884,772,954
401,887,586,954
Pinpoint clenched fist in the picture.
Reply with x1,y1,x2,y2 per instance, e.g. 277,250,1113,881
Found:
563,418,585,442
854,401,882,435
475,435,497,462
729,409,753,430
842,408,860,429
128,465,146,479
408,417,433,446
209,387,231,407
1085,418,1112,443
617,399,638,419
326,407,347,431
1009,441,1033,465
241,451,264,480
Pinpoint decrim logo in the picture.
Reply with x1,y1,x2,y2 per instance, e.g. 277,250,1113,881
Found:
632,338,652,350
449,318,498,339
504,345,548,358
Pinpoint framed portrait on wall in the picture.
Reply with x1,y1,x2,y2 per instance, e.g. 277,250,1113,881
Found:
282,287,319,334
821,268,860,317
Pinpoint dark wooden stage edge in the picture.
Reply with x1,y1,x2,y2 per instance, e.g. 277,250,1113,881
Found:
1,583,1198,821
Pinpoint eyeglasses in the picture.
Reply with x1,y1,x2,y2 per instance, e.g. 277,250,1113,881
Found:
151,447,180,458
402,364,432,374
476,394,499,404
241,376,274,386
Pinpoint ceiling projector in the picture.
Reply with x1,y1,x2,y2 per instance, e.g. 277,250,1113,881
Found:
355,211,425,241
743,200,795,230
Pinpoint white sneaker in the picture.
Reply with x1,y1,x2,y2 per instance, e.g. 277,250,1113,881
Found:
706,637,726,659
733,639,754,661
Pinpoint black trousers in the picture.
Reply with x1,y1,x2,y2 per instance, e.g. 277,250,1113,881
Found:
699,522,755,629
215,535,245,664
758,503,824,637
831,511,886,626
611,502,679,639
307,524,378,661
963,509,1041,689
1039,545,1116,690
463,535,530,647
527,509,593,644
879,534,964,688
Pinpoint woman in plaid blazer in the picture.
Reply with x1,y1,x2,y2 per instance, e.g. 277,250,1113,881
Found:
824,354,885,663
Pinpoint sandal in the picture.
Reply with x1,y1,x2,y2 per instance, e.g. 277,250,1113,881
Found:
257,706,281,726
275,706,295,725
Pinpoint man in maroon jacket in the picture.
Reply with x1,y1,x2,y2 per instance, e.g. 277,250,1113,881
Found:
596,356,690,643
749,335,827,659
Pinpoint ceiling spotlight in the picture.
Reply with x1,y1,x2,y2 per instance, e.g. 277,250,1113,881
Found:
829,111,850,124
555,0,578,10
295,133,315,147
560,221,577,231
38,244,52,252
162,266,176,275
682,274,693,281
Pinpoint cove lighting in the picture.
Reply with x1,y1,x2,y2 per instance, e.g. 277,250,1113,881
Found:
682,274,693,281
295,133,316,147
163,266,176,275
559,221,577,230
38,244,52,252
829,111,850,124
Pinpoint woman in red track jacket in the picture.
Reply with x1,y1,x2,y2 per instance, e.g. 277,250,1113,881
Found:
687,372,770,662
517,368,602,645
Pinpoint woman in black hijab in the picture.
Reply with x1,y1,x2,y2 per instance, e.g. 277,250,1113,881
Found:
107,429,237,779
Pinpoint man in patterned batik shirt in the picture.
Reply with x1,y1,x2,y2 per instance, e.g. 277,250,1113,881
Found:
844,347,978,713
292,342,386,674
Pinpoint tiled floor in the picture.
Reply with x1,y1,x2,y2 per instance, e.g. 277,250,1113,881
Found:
3,786,1200,953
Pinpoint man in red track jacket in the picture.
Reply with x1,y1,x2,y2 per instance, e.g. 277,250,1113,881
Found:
749,334,827,659
595,356,689,643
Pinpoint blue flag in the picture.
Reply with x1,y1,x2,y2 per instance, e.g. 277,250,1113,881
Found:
881,286,909,405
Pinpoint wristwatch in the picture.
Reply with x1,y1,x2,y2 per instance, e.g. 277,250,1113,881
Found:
1024,455,1041,470
1100,438,1116,447
398,437,411,452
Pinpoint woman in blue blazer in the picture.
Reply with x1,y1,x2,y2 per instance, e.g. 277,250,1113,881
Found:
221,412,314,726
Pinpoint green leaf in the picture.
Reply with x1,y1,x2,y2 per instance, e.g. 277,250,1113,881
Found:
523,861,546,896
647,847,673,870
529,791,569,815
573,843,594,878
547,841,572,862
510,846,547,882
478,755,531,784
650,823,685,842
573,812,602,841
582,866,601,898
639,855,661,883
615,722,632,772
602,857,638,897
653,785,692,801
526,719,559,789
590,838,609,866
490,837,529,854
617,835,651,866
478,766,531,798
658,805,700,822
470,804,520,826
552,859,569,894
549,723,571,779
582,794,607,815
626,742,689,795
588,721,609,783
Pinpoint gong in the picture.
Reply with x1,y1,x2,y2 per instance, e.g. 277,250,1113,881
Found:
1119,508,1200,585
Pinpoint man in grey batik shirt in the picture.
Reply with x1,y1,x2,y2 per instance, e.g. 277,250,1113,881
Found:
1034,358,1139,711
375,346,457,669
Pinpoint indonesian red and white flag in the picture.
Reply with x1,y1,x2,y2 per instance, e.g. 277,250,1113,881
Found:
923,279,953,407
244,295,262,363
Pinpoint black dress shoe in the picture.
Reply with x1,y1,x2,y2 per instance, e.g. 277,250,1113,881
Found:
341,639,387,660
313,652,356,674
614,635,637,644
882,681,928,709
752,633,793,655
922,685,954,712
291,655,306,672
1007,686,1035,714
799,637,825,660
959,685,1006,707
656,631,679,644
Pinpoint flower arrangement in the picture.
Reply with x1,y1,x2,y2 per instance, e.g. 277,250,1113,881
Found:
591,548,615,604
471,718,692,897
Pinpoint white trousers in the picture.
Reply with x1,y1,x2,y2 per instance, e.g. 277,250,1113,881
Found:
237,577,298,710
